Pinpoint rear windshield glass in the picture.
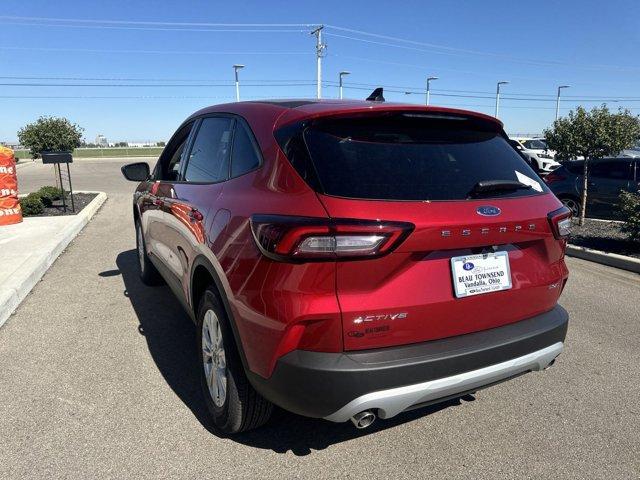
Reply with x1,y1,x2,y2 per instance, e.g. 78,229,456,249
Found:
284,114,548,201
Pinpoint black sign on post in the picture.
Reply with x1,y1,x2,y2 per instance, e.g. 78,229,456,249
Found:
41,151,73,164
41,151,75,213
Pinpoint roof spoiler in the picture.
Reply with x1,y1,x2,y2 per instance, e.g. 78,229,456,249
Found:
366,88,385,102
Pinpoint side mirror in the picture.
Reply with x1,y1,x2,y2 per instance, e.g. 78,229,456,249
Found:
121,162,150,182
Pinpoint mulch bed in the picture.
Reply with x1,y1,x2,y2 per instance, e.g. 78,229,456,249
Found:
569,219,640,259
31,193,98,217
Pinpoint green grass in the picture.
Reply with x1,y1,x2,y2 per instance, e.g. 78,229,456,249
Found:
14,147,163,160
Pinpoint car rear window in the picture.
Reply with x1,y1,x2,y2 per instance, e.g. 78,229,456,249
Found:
278,113,548,201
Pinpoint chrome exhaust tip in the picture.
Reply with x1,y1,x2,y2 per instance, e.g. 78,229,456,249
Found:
350,410,376,429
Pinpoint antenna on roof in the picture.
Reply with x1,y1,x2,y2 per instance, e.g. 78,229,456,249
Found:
366,88,385,102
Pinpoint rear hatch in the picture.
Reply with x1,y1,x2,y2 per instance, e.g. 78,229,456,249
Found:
277,110,568,351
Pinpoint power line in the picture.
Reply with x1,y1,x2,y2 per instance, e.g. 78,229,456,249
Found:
324,25,640,72
0,82,316,88
1,73,637,102
0,15,315,27
2,15,637,73
0,16,310,33
0,95,302,99
0,21,308,33
339,84,640,102
0,75,316,82
329,53,574,84
0,46,311,55
326,80,558,97
3,95,638,111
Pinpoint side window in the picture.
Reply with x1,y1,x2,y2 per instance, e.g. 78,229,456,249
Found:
590,161,632,180
157,123,193,181
231,121,261,177
184,117,233,183
166,141,186,180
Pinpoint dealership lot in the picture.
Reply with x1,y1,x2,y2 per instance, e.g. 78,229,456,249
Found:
1,159,639,479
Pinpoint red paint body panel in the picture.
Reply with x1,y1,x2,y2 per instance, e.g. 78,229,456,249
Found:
135,99,569,378
319,192,568,350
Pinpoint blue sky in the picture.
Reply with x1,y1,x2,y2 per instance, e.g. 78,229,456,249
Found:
1,0,639,142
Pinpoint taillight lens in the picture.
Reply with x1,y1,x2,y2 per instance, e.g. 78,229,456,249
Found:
250,215,414,261
547,206,572,239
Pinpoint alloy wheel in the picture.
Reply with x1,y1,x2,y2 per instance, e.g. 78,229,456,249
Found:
562,198,580,217
201,309,227,408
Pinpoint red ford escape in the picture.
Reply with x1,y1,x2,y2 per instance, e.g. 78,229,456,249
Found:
122,94,570,434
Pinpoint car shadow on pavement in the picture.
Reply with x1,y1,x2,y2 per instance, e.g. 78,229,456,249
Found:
113,249,470,456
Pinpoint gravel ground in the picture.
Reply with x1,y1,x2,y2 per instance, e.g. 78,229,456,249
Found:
569,219,639,258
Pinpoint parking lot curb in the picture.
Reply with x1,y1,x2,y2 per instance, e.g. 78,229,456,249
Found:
0,191,107,329
566,244,640,274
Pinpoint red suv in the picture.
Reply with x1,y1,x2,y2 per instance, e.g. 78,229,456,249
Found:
122,98,570,434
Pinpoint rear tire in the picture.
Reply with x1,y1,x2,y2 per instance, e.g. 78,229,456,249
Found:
135,220,163,285
196,287,273,434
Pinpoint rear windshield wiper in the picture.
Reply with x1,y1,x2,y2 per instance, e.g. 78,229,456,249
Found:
467,180,531,198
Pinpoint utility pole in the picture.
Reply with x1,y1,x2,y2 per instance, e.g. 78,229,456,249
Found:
311,25,326,99
495,81,509,118
426,76,438,106
233,64,244,102
555,85,570,121
338,71,350,99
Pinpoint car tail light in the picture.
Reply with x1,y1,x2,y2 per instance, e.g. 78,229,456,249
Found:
544,171,566,184
547,206,572,239
250,215,414,261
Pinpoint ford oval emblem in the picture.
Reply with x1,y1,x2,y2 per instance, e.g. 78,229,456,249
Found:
477,205,501,216
463,262,475,271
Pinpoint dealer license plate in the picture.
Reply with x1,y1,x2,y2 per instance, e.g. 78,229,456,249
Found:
450,252,512,298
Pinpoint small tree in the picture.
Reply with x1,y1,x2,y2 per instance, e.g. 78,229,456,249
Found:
619,191,640,242
544,105,640,225
17,116,84,159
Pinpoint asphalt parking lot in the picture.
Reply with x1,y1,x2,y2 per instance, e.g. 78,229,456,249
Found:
1,158,639,479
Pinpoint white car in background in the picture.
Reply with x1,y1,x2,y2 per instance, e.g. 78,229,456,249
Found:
512,138,561,173
518,138,561,173
620,141,640,157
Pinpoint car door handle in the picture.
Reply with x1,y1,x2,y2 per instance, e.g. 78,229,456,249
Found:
188,208,203,222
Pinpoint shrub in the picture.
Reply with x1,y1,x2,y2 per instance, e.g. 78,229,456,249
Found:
17,116,84,159
38,185,64,207
20,193,45,216
619,191,640,242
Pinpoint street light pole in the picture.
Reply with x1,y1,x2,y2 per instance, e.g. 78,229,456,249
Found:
233,64,245,102
311,26,326,99
495,81,509,118
338,71,350,99
426,76,438,106
555,85,570,121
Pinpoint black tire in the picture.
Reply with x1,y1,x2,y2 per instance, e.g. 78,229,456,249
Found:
196,287,273,434
135,220,163,285
560,197,581,217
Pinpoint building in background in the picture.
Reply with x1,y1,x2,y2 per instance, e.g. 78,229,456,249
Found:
127,141,158,148
95,134,108,148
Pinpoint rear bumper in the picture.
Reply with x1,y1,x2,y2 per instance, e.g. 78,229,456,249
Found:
248,305,568,421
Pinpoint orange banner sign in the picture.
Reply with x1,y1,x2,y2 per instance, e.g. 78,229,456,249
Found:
0,146,22,226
